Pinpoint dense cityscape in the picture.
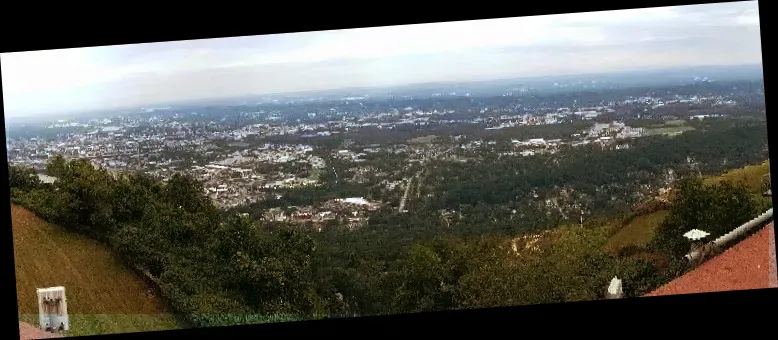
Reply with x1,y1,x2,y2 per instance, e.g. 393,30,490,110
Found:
6,72,766,224
7,43,770,339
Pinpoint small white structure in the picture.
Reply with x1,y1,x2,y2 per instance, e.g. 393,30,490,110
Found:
37,286,69,332
683,229,711,265
683,229,710,241
339,197,369,205
36,174,58,184
606,276,623,299
527,138,546,146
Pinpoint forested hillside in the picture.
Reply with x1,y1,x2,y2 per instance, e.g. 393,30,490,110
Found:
8,119,771,326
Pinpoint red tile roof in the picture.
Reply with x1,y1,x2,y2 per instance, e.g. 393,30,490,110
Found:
645,222,777,297
18,322,62,340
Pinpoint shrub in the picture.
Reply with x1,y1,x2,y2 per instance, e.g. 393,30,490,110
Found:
651,177,757,259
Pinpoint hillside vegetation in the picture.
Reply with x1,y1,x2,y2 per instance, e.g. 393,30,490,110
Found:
6,121,769,329
606,160,771,254
704,160,770,192
11,204,183,337
607,210,670,252
704,160,772,211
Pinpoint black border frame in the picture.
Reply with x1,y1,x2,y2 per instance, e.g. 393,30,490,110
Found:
2,0,774,338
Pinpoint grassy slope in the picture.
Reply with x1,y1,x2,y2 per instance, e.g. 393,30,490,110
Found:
606,210,670,252
11,204,183,337
704,160,770,197
606,160,771,252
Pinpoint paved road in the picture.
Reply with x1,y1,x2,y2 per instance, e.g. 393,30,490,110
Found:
398,170,422,213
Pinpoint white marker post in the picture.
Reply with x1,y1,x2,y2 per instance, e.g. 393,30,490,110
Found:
606,276,623,299
37,286,69,333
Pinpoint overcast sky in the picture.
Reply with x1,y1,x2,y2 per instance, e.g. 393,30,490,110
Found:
1,1,762,118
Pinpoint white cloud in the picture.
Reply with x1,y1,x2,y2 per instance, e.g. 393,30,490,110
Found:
2,49,101,95
216,16,613,68
0,1,762,117
735,11,761,26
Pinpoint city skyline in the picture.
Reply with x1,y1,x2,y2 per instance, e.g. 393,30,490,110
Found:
1,1,762,119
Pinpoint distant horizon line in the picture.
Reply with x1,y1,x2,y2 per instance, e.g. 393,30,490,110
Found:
4,61,763,122
144,62,766,106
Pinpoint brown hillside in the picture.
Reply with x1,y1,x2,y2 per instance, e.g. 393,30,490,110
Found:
11,204,182,336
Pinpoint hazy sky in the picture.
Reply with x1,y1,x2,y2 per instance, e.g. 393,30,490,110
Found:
0,1,762,118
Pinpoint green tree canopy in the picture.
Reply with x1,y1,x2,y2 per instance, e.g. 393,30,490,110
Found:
652,177,758,259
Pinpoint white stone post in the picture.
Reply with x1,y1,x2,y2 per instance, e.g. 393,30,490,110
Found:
606,276,623,299
37,286,69,332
